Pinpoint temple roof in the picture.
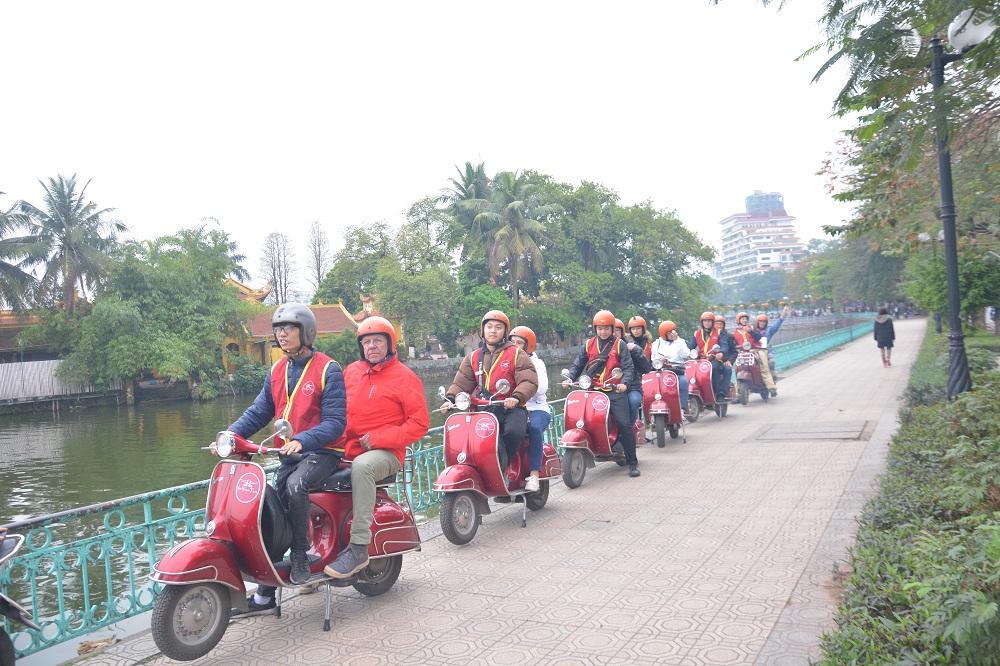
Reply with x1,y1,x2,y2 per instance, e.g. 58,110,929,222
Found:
247,303,357,338
224,278,272,303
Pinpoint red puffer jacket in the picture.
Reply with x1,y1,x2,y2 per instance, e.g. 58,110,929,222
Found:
342,356,430,465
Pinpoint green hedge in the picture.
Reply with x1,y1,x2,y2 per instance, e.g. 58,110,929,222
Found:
820,327,1000,665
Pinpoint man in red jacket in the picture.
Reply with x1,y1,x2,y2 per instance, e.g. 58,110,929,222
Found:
324,316,429,579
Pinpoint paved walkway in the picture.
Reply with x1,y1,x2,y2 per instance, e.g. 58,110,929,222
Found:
79,319,925,666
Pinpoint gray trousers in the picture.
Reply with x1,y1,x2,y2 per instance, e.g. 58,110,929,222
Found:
350,449,403,545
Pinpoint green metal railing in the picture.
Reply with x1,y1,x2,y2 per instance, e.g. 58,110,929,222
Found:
1,318,873,659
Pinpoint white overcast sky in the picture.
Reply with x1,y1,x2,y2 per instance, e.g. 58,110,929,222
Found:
1,0,853,287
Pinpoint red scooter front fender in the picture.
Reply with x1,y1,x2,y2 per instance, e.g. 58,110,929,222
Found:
560,427,592,449
433,464,487,498
152,537,245,593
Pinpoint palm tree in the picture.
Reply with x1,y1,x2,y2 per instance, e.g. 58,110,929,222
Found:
14,175,126,315
473,171,561,307
437,161,493,258
0,193,38,311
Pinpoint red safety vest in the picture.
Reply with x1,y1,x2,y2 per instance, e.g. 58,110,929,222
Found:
585,337,623,387
469,345,520,399
733,329,749,348
750,325,767,349
271,351,345,453
693,328,720,359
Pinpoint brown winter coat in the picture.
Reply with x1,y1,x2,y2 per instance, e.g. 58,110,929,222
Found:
447,340,538,406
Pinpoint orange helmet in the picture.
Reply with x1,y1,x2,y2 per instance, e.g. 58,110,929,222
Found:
481,310,511,337
509,326,537,354
658,320,676,338
356,316,397,357
592,310,615,327
736,311,749,324
714,314,726,326
700,311,715,323
614,319,625,335
627,316,647,333
756,313,769,325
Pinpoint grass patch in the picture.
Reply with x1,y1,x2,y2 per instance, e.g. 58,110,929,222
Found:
819,325,1000,665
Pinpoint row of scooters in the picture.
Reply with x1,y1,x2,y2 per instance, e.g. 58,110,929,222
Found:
0,343,775,664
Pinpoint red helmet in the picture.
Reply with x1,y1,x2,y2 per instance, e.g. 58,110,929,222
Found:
736,311,749,324
509,326,537,354
592,310,615,327
481,310,511,337
713,314,726,326
700,311,716,323
627,316,647,333
356,316,397,357
658,320,676,338
756,313,769,325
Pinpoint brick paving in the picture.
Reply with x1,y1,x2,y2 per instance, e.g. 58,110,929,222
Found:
78,318,924,665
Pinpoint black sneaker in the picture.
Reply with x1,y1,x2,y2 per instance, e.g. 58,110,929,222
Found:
628,464,640,478
235,594,276,616
769,389,777,397
611,442,624,456
290,550,310,585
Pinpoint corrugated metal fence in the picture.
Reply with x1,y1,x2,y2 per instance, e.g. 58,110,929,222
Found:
0,360,121,402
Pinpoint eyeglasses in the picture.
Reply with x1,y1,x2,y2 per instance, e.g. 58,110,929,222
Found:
272,324,297,335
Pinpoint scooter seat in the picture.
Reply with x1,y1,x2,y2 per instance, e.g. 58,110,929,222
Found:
316,468,398,492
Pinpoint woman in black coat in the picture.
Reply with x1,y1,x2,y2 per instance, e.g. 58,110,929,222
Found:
874,307,896,367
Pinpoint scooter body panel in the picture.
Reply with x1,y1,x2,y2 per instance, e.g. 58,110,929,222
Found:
438,411,507,495
340,490,421,557
685,359,717,407
151,537,246,593
562,389,614,456
641,370,683,425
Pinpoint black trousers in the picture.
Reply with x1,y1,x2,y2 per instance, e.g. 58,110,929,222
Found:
484,405,528,470
257,451,340,598
608,391,638,465
711,361,732,400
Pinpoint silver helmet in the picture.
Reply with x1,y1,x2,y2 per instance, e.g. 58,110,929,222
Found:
272,303,317,347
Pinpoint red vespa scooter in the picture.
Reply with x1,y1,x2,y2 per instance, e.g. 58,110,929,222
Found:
734,340,770,405
433,381,561,545
684,348,732,421
559,368,631,489
641,358,686,447
150,420,420,662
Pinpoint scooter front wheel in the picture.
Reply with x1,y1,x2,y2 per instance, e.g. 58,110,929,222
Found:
353,555,403,596
738,380,749,405
562,449,586,489
440,492,480,545
686,397,702,423
151,583,230,662
654,414,667,448
0,627,14,666
525,480,549,511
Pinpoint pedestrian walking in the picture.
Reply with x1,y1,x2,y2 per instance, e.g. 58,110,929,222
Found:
874,307,895,367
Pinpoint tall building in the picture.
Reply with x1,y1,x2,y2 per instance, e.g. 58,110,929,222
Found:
716,191,807,285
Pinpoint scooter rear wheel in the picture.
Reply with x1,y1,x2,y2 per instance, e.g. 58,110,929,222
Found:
440,492,480,545
0,628,14,666
353,555,403,596
151,583,230,662
525,480,549,511
562,449,586,489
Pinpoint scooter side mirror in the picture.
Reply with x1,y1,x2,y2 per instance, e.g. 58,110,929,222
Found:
273,419,293,440
652,358,663,370
437,386,448,400
494,378,511,395
560,368,572,379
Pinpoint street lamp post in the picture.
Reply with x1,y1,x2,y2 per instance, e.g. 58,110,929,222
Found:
927,10,996,399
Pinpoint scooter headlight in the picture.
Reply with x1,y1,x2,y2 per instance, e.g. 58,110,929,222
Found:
455,392,471,411
214,431,235,458
689,378,697,387
655,393,662,401
578,375,592,390
576,419,585,429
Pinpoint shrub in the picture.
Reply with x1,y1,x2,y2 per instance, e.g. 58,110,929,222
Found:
229,356,268,395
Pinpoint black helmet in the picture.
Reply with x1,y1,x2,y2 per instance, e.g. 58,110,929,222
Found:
272,303,317,347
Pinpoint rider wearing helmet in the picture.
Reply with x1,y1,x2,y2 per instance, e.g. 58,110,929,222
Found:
747,305,789,397
713,315,737,365
562,310,640,477
620,316,652,439
688,311,732,403
443,310,538,476
509,326,548,493
324,316,430,579
733,312,751,349
228,303,348,608
650,320,690,412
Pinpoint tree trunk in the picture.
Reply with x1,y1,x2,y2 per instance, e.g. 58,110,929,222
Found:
64,263,75,315
510,252,519,308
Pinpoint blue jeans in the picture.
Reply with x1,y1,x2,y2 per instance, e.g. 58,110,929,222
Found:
628,390,643,426
527,409,551,472
676,374,689,411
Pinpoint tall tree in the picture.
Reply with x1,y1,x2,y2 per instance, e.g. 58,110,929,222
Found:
474,171,561,307
198,217,250,281
0,193,37,311
14,175,126,314
260,232,295,304
314,222,392,311
305,220,332,293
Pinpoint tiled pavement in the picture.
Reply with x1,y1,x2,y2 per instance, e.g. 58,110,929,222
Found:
77,318,925,665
